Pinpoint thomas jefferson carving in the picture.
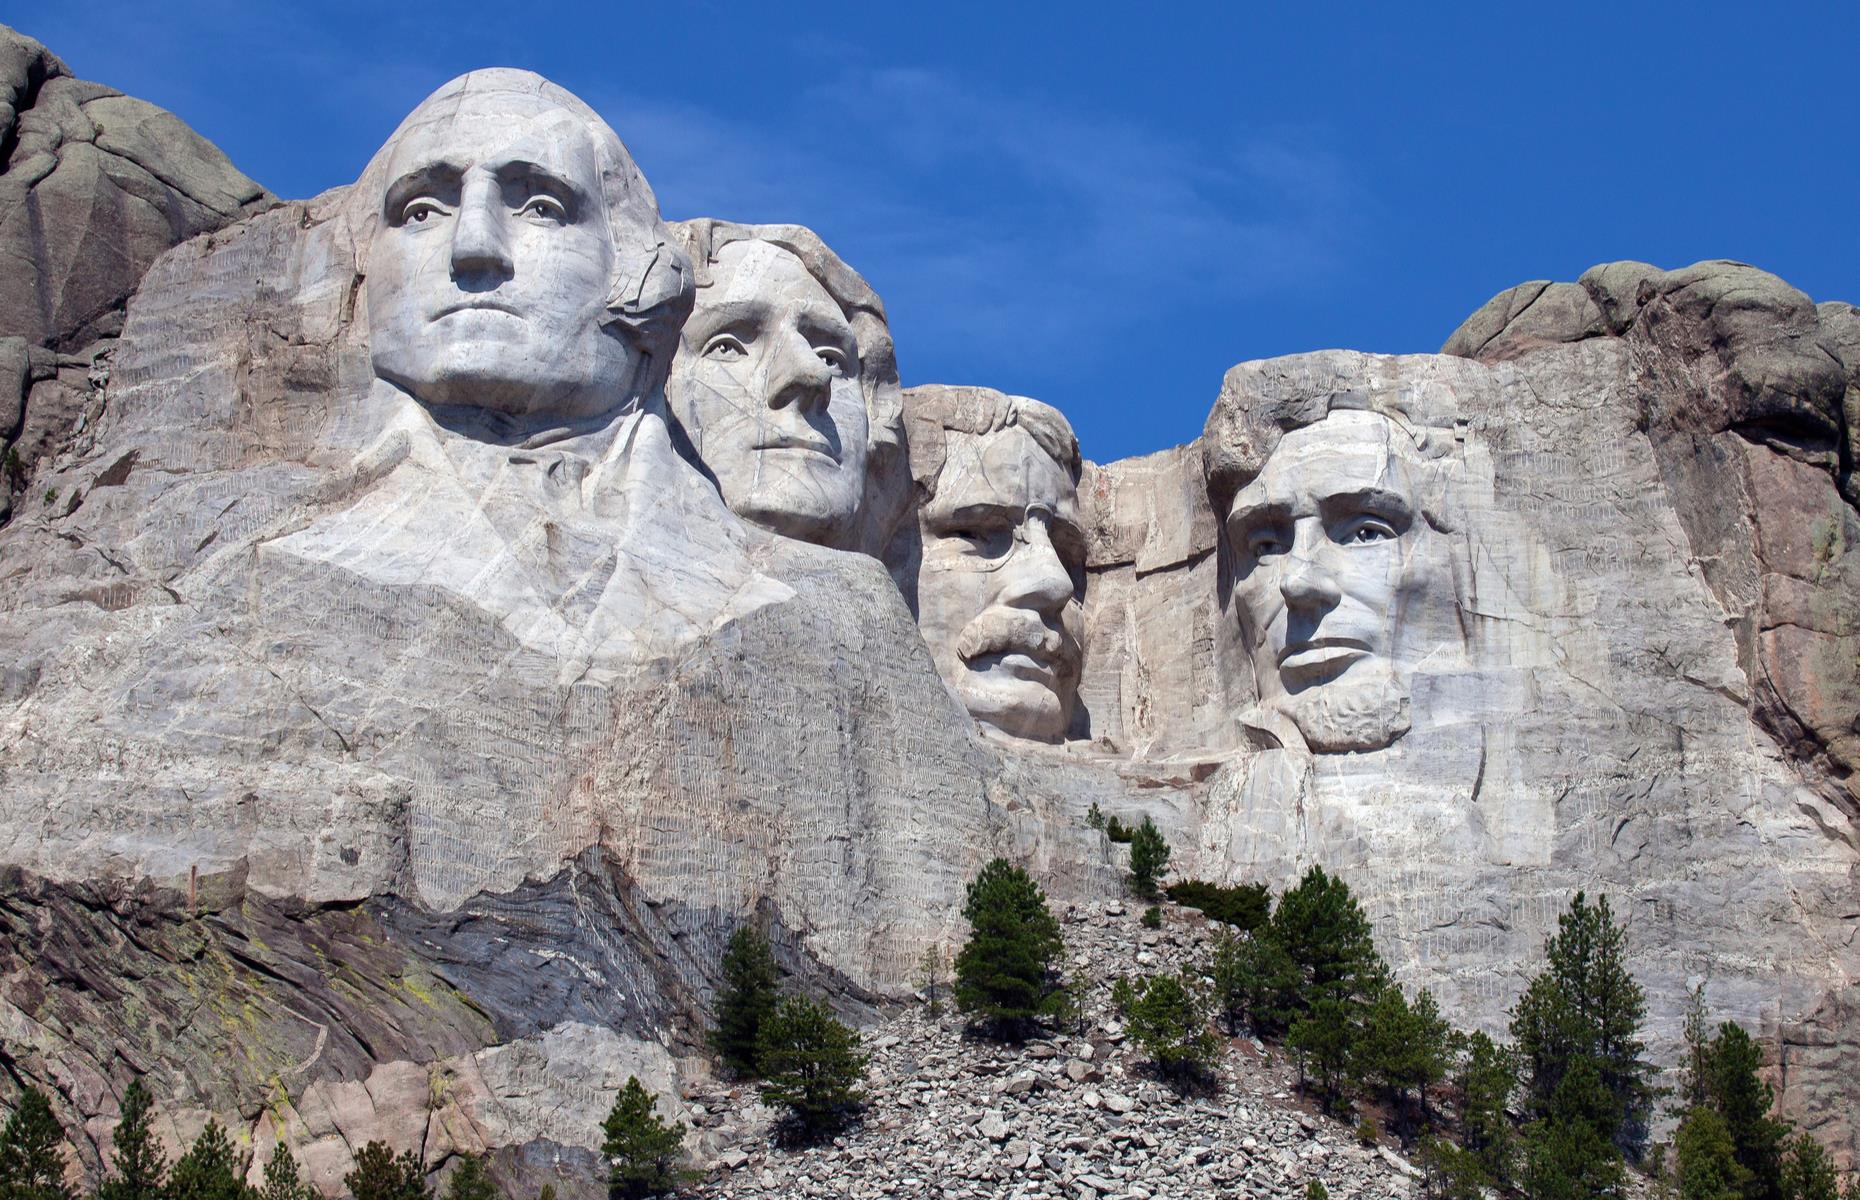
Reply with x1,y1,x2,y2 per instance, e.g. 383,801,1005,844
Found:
667,220,906,555
896,386,1085,743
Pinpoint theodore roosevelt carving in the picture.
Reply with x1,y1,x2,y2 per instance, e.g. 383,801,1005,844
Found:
897,386,1086,743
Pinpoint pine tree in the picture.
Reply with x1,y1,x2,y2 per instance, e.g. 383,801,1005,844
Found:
1165,880,1271,931
1120,972,1218,1084
1127,816,1171,899
1780,1134,1841,1200
600,1078,684,1200
1509,891,1653,1157
0,1087,73,1200
1518,1058,1627,1200
952,858,1066,1040
710,926,780,1077
918,944,946,1017
345,1142,430,1200
168,1120,250,1200
1415,1136,1487,1200
1268,866,1382,1010
1407,990,1450,1121
1287,998,1355,1112
755,995,868,1140
1676,1107,1753,1200
257,1142,314,1200
442,1155,498,1200
1354,984,1448,1127
1680,983,1711,1111
98,1081,166,1200
1209,928,1298,1036
1454,1031,1517,1185
1701,1023,1788,1200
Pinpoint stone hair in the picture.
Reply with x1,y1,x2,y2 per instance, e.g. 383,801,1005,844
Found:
905,385,1081,499
1202,355,1464,527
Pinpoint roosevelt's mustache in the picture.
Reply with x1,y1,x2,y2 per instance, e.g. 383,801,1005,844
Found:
957,610,1079,670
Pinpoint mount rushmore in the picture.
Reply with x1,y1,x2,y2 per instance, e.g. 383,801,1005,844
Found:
0,30,1855,1190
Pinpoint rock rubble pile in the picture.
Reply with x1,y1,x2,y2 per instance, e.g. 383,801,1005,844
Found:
678,904,1422,1199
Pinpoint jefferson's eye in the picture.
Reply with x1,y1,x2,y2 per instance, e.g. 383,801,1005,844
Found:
517,195,567,223
399,198,448,225
702,335,748,361
1248,532,1288,557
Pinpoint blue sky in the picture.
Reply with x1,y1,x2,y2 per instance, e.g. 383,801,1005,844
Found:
13,2,1857,463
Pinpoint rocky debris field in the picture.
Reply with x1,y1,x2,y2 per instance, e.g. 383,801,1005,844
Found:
674,902,1424,1199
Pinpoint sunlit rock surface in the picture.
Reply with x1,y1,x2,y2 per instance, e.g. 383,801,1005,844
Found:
0,37,1853,1193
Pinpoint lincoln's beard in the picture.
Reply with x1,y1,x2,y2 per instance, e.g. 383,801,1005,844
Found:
1269,659,1412,753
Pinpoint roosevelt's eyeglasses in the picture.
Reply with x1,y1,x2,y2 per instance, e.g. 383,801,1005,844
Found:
923,508,1086,576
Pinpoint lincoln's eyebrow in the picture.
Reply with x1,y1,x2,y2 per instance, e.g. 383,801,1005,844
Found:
1319,487,1414,522
383,161,464,217
1226,497,1290,535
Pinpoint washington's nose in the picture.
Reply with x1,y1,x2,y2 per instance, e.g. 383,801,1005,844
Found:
999,518,1075,613
450,175,513,282
763,328,835,413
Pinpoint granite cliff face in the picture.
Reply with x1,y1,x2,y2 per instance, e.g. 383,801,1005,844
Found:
0,24,272,525
0,30,1852,1195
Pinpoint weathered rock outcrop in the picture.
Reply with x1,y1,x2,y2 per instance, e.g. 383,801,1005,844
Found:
1444,260,1860,807
0,37,1853,1197
0,23,272,522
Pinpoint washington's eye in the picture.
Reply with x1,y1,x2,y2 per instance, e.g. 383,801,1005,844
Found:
517,195,567,223
702,334,748,361
816,347,848,374
399,198,448,225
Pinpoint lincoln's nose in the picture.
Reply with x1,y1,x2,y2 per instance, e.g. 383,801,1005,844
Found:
1279,550,1342,611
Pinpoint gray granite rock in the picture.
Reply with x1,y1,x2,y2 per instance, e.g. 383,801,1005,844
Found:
0,23,273,524
0,38,1852,1200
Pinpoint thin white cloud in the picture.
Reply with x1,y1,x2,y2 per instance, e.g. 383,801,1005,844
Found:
587,65,1359,396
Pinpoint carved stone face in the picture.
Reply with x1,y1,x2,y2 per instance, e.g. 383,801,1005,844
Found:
916,425,1085,742
366,91,629,421
669,240,869,545
1224,409,1457,751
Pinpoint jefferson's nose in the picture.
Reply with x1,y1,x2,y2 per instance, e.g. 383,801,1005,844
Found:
763,327,834,413
450,174,513,281
998,518,1074,614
